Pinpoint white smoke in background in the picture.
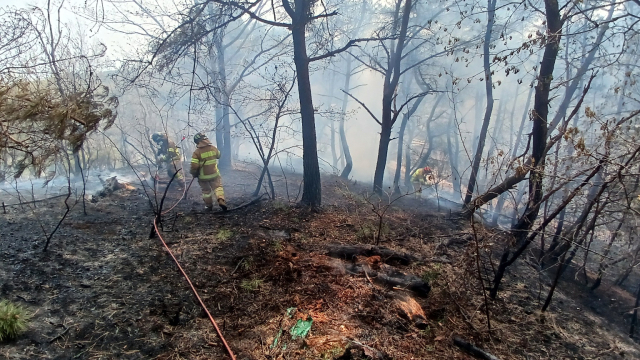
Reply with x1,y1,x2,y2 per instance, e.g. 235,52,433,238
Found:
0,169,151,204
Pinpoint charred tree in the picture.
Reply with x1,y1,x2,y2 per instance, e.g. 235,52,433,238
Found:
372,0,412,194
489,0,563,298
463,0,497,207
339,56,354,179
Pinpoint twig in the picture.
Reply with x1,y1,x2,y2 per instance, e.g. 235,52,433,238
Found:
43,176,73,252
453,337,501,360
363,268,375,286
471,215,492,332
48,325,69,343
231,258,245,276
3,193,69,207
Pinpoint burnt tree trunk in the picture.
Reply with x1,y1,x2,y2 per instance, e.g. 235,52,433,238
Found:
631,280,640,338
289,0,322,206
215,37,233,170
339,57,354,179
447,112,462,200
373,0,412,194
463,0,497,207
413,94,445,171
393,76,425,195
489,0,563,298
591,216,624,291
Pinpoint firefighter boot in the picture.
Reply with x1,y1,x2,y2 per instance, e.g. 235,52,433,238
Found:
218,198,228,212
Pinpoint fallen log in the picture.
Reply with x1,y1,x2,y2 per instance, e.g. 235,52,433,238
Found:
345,263,430,298
453,337,501,360
394,293,428,329
327,244,420,265
192,195,267,215
95,176,135,198
3,193,69,207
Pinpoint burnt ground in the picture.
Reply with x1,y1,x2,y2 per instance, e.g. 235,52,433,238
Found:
1,166,640,359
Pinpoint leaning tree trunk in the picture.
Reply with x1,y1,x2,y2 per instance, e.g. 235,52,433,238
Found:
590,216,624,291
463,0,496,207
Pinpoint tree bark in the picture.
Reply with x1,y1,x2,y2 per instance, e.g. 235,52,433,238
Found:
447,112,462,200
463,0,497,206
393,77,424,194
339,57,354,179
413,94,444,171
215,38,233,170
373,0,412,194
290,0,322,206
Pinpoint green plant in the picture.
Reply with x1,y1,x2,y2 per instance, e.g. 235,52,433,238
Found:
321,346,345,359
216,228,234,241
422,264,442,283
356,223,389,241
240,279,263,292
242,257,254,271
273,201,290,211
273,240,283,252
419,325,432,338
0,300,30,341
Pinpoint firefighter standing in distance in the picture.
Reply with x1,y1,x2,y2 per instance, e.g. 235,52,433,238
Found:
191,133,227,211
151,132,185,187
411,166,434,197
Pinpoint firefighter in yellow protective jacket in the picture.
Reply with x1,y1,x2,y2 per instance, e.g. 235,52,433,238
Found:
411,166,434,197
190,133,227,211
151,132,185,187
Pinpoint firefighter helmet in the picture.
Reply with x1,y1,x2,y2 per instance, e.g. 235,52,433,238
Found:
193,132,207,144
424,166,432,173
151,132,166,144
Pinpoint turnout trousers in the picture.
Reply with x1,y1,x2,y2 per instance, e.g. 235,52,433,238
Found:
198,177,225,207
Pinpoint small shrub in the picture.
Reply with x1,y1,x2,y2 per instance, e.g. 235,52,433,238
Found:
241,257,253,271
216,229,234,241
356,224,376,240
0,300,30,341
422,264,442,283
273,201,290,211
240,279,263,292
273,240,283,252
321,346,346,359
356,223,389,241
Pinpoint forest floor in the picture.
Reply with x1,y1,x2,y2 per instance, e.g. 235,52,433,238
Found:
1,166,640,359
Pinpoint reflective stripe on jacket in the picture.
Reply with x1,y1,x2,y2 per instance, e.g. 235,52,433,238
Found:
190,139,221,180
411,168,433,184
411,168,425,183
157,139,181,162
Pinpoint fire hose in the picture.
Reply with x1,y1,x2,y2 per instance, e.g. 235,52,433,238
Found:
152,171,236,359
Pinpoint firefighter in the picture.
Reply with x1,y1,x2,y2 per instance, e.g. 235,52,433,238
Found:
190,133,227,211
411,166,434,197
151,132,185,187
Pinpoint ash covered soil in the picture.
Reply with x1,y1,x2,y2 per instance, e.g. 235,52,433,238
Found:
2,167,640,359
